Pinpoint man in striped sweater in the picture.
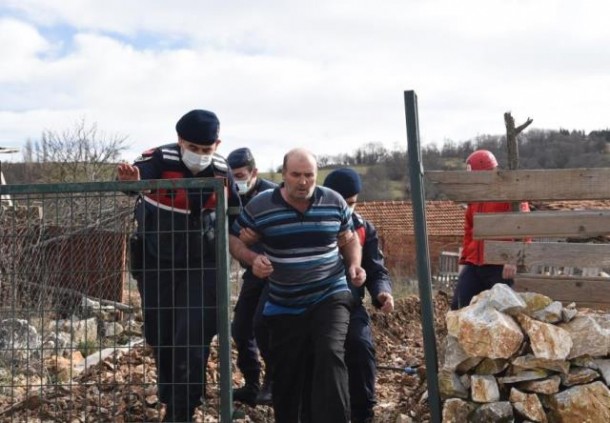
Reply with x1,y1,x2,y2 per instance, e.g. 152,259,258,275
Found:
229,148,366,423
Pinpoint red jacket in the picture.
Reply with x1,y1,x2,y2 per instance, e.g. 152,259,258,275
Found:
459,201,530,266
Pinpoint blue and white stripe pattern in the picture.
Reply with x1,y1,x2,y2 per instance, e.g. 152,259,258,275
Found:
232,185,353,315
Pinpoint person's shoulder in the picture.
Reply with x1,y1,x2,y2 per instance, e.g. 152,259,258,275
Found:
212,153,229,173
134,143,177,163
244,187,277,213
259,178,279,191
317,185,344,202
352,211,365,228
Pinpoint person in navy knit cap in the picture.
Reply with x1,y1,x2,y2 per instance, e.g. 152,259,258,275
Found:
324,168,394,423
227,147,277,406
118,109,241,422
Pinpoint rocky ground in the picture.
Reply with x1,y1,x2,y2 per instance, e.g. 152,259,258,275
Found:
0,292,451,422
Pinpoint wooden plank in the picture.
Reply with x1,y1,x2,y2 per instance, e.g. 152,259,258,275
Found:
514,275,610,307
425,168,610,202
474,210,610,239
484,241,610,268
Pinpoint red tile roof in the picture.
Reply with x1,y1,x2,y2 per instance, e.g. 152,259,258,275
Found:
532,200,610,211
357,200,465,236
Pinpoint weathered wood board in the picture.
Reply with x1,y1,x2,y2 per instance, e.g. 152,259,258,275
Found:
484,241,610,268
514,274,610,310
426,168,610,202
474,210,610,239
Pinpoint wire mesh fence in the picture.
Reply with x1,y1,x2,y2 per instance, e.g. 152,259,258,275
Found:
0,179,233,422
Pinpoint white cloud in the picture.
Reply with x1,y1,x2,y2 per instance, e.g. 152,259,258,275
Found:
1,0,609,171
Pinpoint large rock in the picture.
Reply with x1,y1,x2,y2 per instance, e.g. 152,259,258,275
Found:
560,367,600,387
531,301,563,324
509,388,547,423
438,369,469,400
515,314,572,360
511,354,570,374
469,401,514,422
519,292,553,313
517,375,561,395
471,375,500,403
487,283,527,315
441,335,482,373
456,302,524,359
0,318,41,364
559,315,608,359
475,358,509,375
498,369,550,384
594,359,610,385
57,317,98,345
441,398,475,423
546,381,610,422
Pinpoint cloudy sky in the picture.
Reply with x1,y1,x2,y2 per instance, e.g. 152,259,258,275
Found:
1,0,609,171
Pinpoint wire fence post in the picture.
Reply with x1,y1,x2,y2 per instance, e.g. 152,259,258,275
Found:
404,90,441,422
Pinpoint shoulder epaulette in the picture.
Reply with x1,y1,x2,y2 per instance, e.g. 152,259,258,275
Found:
212,153,229,174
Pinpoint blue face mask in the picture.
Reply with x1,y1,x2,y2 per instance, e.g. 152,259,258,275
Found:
182,149,212,173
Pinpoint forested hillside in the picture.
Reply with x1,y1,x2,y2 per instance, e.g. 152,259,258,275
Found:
3,128,609,202
317,128,610,201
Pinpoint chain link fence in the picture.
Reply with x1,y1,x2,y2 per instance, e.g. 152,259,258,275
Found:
0,179,233,422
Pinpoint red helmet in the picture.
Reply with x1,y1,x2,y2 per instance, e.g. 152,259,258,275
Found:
466,150,498,171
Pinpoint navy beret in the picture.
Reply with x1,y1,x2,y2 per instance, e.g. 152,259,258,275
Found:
323,168,362,199
175,109,220,145
227,147,256,169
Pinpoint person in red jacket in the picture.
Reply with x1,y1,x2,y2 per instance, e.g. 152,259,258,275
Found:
450,149,530,310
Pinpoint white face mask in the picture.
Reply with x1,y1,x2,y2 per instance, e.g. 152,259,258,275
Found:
182,149,213,173
235,179,251,195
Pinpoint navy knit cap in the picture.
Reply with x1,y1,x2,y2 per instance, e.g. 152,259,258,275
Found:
323,168,362,199
175,109,220,145
227,147,256,169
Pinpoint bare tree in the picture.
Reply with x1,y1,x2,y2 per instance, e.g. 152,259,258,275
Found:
33,118,128,182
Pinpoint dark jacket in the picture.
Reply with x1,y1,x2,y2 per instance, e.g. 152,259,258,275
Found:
132,143,241,269
351,212,392,308
240,177,278,207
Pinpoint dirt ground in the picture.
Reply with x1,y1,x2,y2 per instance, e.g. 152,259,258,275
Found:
0,292,450,422
232,292,451,423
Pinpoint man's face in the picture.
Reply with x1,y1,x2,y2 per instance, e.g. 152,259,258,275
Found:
179,138,220,155
232,166,255,182
231,165,257,194
282,154,317,202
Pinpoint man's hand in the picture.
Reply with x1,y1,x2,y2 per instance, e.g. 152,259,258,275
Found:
252,254,274,278
240,227,261,246
348,265,366,287
377,292,394,314
502,264,517,279
117,163,140,181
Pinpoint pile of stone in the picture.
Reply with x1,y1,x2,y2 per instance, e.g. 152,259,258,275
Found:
440,283,610,422
0,295,142,399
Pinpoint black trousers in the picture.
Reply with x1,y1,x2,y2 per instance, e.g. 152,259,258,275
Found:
266,291,352,423
345,303,376,422
137,266,217,415
451,264,513,310
231,270,270,385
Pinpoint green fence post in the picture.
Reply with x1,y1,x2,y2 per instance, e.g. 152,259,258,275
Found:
404,90,441,423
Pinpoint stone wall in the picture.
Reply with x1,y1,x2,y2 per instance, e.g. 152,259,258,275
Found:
440,284,610,422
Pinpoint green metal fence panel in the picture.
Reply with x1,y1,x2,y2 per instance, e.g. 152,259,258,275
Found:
0,179,233,422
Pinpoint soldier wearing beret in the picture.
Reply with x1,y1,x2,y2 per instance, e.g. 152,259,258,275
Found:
117,109,241,422
226,147,278,406
323,168,394,423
